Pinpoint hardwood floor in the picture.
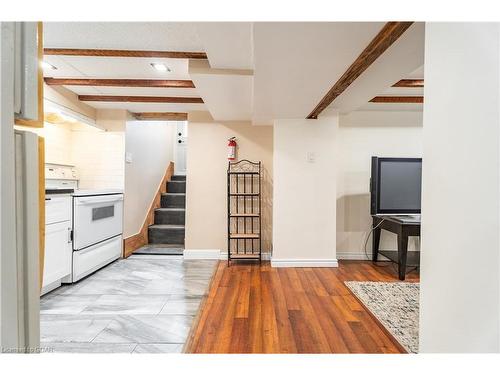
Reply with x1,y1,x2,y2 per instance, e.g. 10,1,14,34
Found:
185,260,419,354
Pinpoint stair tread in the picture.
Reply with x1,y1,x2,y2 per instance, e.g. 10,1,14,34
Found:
141,244,185,248
149,224,185,229
161,192,186,196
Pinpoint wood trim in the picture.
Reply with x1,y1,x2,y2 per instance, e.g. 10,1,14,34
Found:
44,48,207,59
307,22,414,119
369,96,423,103
183,260,223,353
392,79,424,88
123,162,175,258
15,22,44,128
78,95,203,103
132,112,188,121
44,78,195,88
38,137,45,291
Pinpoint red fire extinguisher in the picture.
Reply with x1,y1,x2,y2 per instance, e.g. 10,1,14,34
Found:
228,137,237,161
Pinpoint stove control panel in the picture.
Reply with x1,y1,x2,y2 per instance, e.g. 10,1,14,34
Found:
45,163,79,181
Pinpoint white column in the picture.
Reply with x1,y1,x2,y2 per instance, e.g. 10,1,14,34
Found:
419,22,500,352
272,116,338,267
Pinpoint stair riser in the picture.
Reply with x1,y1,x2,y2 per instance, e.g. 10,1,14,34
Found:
161,194,185,208
167,181,186,193
154,210,185,225
171,175,186,181
148,227,185,244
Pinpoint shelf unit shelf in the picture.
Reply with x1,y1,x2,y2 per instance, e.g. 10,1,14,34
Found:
228,171,259,175
230,233,260,239
227,159,262,264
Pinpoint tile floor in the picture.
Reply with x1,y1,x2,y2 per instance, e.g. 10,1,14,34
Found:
40,255,217,353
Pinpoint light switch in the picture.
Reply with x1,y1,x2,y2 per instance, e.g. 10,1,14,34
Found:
307,152,316,163
125,152,133,163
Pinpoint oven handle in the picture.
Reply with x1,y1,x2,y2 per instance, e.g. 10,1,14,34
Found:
75,196,124,205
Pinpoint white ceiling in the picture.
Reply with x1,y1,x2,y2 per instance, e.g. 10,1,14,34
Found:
356,64,424,112
252,22,386,123
44,22,204,51
189,61,253,121
44,55,191,80
43,23,205,113
195,23,253,69
322,23,425,115
43,22,425,118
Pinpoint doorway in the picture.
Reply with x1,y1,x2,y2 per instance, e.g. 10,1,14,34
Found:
174,121,188,176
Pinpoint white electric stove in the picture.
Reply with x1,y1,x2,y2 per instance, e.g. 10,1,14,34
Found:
45,164,123,283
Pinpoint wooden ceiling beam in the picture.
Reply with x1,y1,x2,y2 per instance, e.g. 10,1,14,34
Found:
132,112,188,121
307,21,414,119
369,96,423,103
44,78,195,88
392,79,424,88
44,48,207,59
78,95,203,103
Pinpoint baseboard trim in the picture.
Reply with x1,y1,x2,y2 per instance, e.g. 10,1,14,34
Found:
183,249,221,260
336,252,372,260
336,252,396,261
271,258,338,268
123,232,146,258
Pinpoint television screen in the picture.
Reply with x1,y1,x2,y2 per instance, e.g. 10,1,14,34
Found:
371,157,422,215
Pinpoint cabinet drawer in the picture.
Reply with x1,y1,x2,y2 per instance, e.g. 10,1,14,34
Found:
46,195,72,224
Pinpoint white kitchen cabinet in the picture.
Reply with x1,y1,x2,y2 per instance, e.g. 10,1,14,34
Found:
43,221,72,288
41,195,72,295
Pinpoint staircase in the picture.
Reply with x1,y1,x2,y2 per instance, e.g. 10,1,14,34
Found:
135,175,186,255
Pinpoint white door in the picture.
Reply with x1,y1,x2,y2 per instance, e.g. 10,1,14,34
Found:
43,221,72,287
174,121,187,175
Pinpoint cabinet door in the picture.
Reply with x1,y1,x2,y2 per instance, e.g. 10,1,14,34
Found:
43,221,71,287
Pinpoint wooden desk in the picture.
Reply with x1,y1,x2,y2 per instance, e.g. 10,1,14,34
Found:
372,215,421,280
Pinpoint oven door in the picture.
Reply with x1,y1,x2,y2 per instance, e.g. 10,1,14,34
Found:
73,194,123,250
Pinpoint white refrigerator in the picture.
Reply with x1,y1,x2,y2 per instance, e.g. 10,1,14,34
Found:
1,22,41,352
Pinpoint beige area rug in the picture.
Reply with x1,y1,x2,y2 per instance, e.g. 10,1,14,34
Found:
344,281,419,353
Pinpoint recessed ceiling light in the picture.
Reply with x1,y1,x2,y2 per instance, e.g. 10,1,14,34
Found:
150,63,171,72
41,61,57,70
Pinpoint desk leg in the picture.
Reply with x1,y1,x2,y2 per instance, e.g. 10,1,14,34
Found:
372,224,381,262
397,233,409,280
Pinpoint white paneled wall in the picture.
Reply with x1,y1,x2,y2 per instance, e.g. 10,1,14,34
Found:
42,123,74,165
71,130,125,189
16,121,125,190
15,122,73,165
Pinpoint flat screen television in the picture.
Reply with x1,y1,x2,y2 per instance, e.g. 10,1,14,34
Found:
370,157,422,215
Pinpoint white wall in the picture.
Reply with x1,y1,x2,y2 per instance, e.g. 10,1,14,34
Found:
337,111,423,259
419,23,500,353
185,120,273,255
272,116,338,267
72,130,125,189
123,121,176,238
